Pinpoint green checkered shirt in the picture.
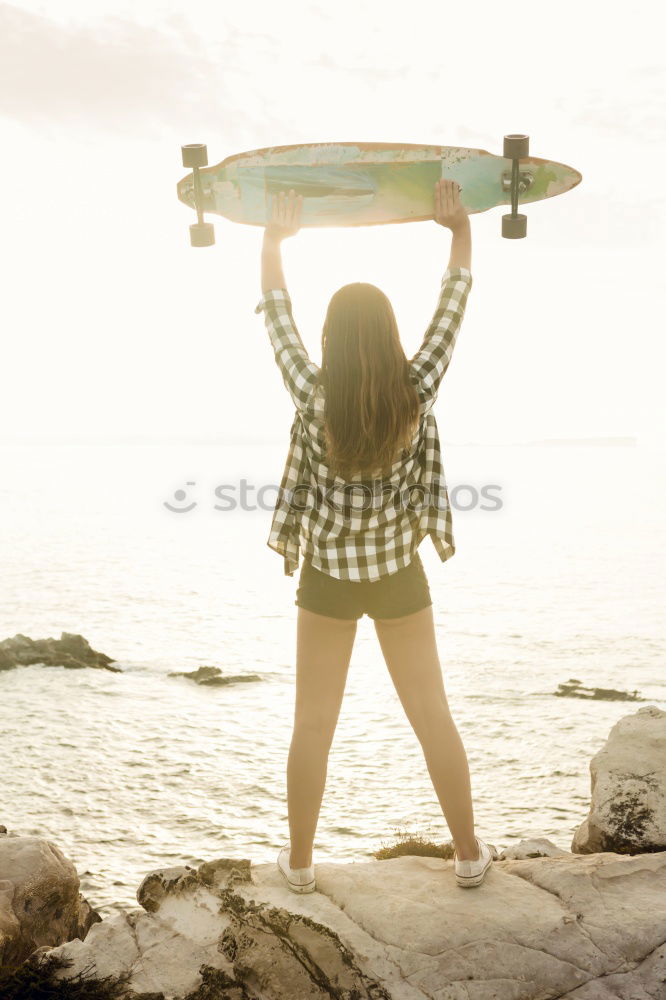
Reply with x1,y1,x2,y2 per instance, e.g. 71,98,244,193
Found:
254,266,473,581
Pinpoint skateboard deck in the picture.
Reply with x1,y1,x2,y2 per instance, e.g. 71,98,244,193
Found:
176,140,582,228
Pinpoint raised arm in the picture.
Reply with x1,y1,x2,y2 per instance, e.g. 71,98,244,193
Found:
410,180,473,405
255,190,319,411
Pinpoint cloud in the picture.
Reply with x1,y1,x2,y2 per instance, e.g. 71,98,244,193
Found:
0,3,266,135
556,65,666,142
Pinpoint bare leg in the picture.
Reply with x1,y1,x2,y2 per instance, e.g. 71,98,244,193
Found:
374,605,478,860
287,607,357,869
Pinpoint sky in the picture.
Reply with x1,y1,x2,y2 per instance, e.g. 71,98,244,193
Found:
1,0,664,446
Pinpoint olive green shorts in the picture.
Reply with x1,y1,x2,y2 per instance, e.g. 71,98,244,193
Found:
295,551,432,621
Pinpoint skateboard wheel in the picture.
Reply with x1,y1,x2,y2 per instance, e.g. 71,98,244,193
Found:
182,143,208,169
189,222,215,247
501,213,527,239
503,134,529,159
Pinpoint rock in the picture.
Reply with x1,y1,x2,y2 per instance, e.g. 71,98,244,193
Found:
0,632,120,672
572,704,666,855
554,679,644,701
499,837,569,860
167,665,261,686
558,943,666,998
31,847,666,1000
137,865,200,913
0,834,101,972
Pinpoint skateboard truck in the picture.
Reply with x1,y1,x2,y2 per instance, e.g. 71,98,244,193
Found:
501,134,529,239
181,144,215,247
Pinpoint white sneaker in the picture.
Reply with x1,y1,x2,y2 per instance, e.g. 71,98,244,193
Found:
454,836,493,888
277,842,316,893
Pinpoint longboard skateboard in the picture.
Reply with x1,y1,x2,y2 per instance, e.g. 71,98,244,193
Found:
177,135,582,246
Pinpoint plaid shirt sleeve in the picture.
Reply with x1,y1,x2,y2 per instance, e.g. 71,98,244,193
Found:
255,288,320,410
410,266,473,406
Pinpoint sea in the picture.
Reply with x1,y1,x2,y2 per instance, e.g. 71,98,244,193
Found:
2,440,664,918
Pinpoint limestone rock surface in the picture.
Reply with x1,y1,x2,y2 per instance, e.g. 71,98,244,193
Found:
572,704,666,854
38,847,666,1000
0,832,101,971
498,837,569,860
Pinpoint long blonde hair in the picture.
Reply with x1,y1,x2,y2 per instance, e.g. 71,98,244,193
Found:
318,283,419,480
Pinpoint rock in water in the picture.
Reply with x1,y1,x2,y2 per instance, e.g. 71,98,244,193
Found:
0,831,101,972
32,848,666,1000
167,665,261,685
554,678,644,701
0,632,120,672
572,704,666,854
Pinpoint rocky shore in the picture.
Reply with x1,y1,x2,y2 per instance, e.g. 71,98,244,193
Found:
1,706,664,999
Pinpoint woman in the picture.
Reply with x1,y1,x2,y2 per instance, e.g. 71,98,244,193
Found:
254,179,492,892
